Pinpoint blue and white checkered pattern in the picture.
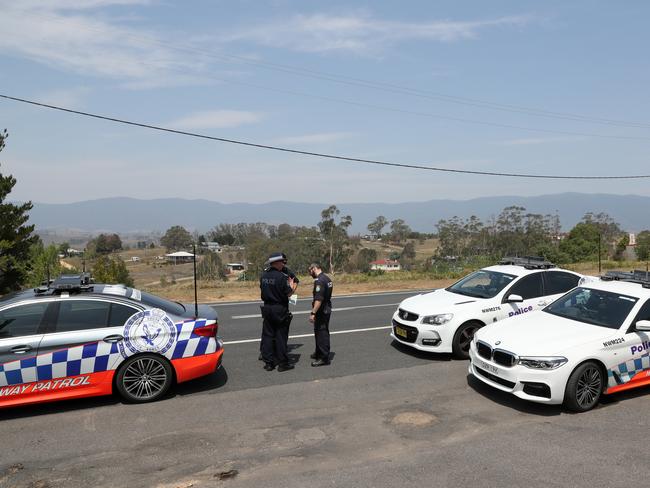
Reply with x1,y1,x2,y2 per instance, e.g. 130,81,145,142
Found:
170,319,218,360
0,340,122,387
608,352,650,387
0,319,220,388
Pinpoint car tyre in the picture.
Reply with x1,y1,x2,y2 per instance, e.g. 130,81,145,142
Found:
452,321,482,360
115,353,173,403
564,361,603,412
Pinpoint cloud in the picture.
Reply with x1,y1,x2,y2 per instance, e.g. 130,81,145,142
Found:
37,87,91,110
167,110,263,130
0,1,207,88
271,132,355,145
220,12,532,54
493,136,587,146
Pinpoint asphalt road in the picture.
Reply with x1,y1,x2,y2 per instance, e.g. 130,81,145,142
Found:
2,289,650,488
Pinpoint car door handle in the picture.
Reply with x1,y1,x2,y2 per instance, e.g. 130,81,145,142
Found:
10,345,33,354
103,334,124,343
537,301,548,306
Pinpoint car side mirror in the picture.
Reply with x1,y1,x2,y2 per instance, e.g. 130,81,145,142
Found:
636,320,650,331
506,294,524,303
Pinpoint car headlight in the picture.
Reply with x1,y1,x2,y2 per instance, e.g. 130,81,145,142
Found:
518,356,568,370
421,313,453,325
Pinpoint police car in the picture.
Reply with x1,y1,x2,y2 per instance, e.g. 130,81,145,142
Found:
391,257,582,359
469,271,650,412
0,274,223,408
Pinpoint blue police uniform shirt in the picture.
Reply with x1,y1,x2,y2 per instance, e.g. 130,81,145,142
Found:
260,267,292,306
312,273,333,314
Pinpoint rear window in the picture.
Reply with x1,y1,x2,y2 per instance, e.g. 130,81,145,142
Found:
139,291,186,316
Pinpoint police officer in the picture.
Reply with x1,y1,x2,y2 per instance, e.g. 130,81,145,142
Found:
308,263,333,366
258,257,299,361
260,252,298,372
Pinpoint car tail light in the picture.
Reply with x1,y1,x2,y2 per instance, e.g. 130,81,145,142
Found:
194,322,218,337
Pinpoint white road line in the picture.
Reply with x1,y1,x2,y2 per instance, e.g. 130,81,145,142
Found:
223,325,392,345
231,302,400,319
208,289,429,307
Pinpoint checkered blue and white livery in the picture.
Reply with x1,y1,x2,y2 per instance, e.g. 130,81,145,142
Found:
607,352,650,387
0,319,219,387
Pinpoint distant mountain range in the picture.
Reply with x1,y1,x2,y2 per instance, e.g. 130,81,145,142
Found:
27,193,650,234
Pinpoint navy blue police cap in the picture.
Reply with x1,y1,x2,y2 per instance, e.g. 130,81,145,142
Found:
268,252,287,264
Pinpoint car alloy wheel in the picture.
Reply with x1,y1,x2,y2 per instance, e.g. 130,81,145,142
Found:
564,361,603,412
452,321,482,359
116,354,173,403
575,366,602,409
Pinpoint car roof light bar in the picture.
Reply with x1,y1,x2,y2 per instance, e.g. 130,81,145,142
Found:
602,270,650,288
499,256,556,269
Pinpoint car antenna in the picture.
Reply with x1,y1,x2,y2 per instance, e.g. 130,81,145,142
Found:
193,243,199,318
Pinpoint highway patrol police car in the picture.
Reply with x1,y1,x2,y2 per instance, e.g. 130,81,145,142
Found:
0,274,223,408
470,271,650,412
391,257,582,359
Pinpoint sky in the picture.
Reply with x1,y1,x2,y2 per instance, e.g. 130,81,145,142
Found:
1,0,650,204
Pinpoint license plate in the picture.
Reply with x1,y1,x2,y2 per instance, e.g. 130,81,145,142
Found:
395,326,407,338
475,358,499,375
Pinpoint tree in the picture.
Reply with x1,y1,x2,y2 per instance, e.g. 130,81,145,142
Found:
0,130,37,293
636,231,650,261
318,205,353,274
559,222,602,262
161,225,193,251
389,219,411,244
355,248,378,273
93,256,134,287
94,233,122,254
367,216,388,239
29,242,62,286
197,252,227,281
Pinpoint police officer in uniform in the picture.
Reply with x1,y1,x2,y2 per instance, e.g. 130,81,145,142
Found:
258,256,299,361
308,263,333,366
260,252,298,372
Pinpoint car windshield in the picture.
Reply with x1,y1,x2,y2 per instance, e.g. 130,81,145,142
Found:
544,287,638,329
139,291,186,316
446,270,517,299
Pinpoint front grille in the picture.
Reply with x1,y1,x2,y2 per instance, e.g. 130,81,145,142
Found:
493,350,517,367
477,341,492,360
397,308,419,321
475,366,516,389
477,341,517,368
392,320,418,343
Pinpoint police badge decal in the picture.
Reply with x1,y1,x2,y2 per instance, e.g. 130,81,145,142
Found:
120,308,177,358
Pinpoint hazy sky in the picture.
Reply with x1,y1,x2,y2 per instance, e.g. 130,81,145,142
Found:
1,0,650,204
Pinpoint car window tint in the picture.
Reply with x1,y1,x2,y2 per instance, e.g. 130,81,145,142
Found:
0,302,49,339
545,271,580,295
108,303,139,327
508,273,544,300
56,300,111,332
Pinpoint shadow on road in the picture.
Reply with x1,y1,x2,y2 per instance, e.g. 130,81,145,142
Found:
390,340,452,362
174,366,229,396
1,368,230,419
466,374,563,417
0,395,121,420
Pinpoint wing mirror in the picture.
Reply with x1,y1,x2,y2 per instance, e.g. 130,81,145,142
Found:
636,320,650,331
505,294,524,303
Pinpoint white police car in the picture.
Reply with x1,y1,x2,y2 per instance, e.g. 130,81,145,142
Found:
391,257,582,359
470,271,650,412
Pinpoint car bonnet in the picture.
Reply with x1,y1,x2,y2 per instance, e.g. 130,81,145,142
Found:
475,311,618,356
399,288,483,315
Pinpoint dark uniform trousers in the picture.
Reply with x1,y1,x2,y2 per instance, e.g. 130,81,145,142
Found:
314,311,331,360
261,303,293,366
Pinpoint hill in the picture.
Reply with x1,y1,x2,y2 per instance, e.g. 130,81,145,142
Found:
28,193,650,234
